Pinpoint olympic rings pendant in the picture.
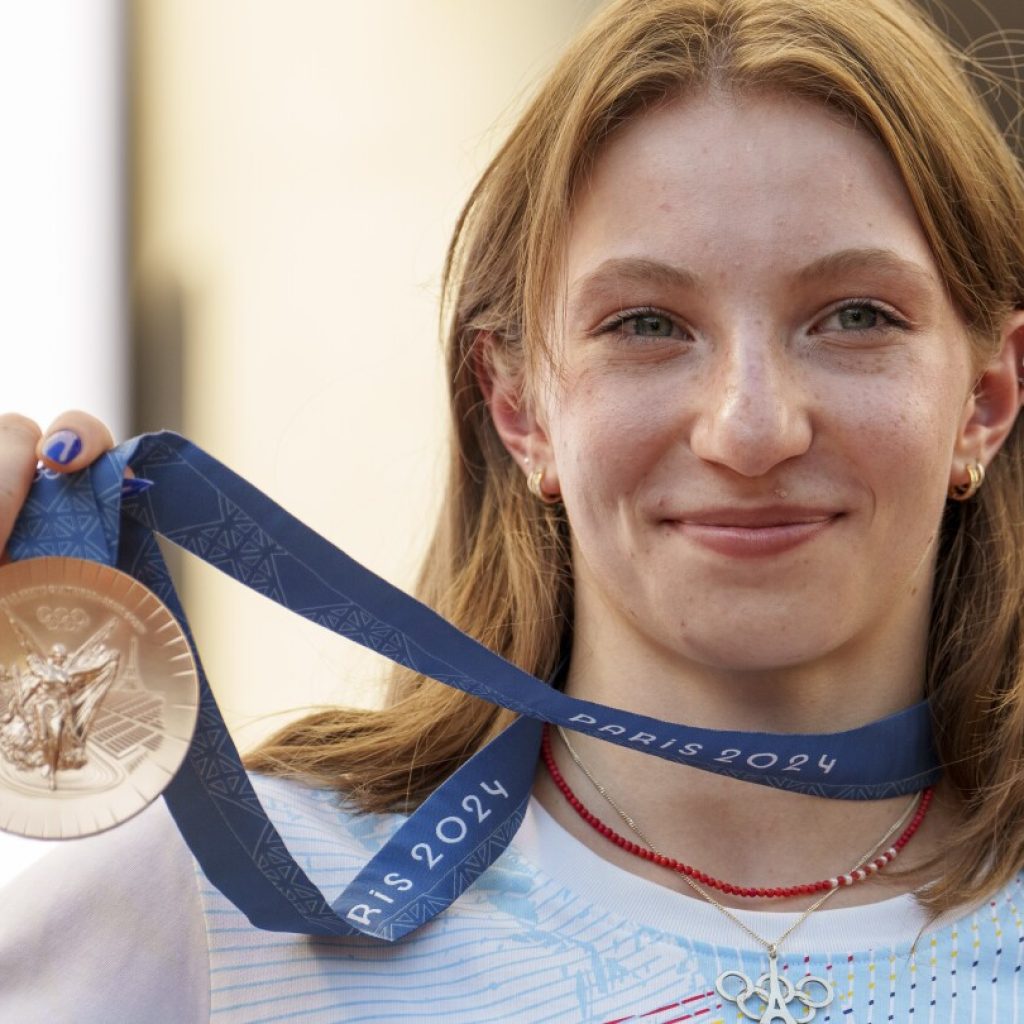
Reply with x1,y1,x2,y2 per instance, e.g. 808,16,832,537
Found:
0,557,199,839
716,950,834,1024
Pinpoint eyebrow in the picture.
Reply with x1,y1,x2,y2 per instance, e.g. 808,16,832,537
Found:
793,248,938,290
567,258,699,312
566,248,939,312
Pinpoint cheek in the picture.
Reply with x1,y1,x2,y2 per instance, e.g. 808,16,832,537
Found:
832,373,962,550
549,371,679,504
851,373,962,464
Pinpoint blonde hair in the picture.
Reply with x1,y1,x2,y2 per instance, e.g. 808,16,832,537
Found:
248,0,1024,913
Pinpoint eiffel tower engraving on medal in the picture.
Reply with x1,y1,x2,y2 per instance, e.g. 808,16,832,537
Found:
716,948,834,1024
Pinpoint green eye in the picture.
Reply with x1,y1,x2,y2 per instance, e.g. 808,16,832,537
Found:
599,308,680,341
630,314,674,336
836,305,882,330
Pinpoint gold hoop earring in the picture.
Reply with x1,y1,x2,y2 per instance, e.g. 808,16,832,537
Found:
526,468,560,504
948,460,985,501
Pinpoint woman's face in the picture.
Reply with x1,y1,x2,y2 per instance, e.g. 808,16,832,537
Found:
537,90,978,674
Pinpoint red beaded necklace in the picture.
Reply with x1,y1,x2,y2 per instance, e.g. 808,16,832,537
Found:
541,724,934,900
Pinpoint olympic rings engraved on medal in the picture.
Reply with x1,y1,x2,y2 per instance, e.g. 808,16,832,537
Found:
36,605,91,632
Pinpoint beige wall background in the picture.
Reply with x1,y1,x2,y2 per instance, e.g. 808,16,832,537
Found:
132,1,602,748
129,0,1022,752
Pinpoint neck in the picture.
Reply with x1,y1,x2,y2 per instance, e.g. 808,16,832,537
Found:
532,598,952,911
565,596,928,735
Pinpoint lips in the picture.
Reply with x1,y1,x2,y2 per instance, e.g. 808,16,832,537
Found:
675,506,839,528
665,506,842,557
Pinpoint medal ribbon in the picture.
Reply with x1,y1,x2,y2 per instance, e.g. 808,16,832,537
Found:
7,432,940,939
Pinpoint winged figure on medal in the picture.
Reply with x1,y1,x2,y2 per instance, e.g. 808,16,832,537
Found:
0,615,121,789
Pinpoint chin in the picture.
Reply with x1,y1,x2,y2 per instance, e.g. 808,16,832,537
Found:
666,612,850,675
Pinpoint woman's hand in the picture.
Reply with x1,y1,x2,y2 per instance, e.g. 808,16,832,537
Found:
0,412,117,560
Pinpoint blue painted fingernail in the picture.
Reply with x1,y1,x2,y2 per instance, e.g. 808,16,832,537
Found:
120,477,154,497
42,429,82,465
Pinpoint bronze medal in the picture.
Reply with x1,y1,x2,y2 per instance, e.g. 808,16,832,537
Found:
0,556,199,839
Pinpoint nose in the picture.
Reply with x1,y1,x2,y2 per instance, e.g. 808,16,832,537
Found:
688,333,813,477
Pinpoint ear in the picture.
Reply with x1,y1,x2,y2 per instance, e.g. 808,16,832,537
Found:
953,311,1024,478
474,331,560,496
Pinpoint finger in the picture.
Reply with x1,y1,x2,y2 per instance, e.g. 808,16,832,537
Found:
37,411,117,473
0,414,44,558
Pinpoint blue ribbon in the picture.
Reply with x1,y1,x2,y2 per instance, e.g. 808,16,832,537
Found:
7,432,940,939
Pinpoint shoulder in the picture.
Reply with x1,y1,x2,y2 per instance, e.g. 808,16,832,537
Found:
0,797,208,1024
0,773,387,1024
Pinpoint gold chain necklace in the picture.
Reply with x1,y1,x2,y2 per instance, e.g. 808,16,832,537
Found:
555,725,921,1024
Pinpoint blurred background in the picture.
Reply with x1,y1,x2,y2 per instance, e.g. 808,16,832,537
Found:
0,0,1021,878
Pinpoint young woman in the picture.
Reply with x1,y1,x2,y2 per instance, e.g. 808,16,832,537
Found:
3,0,1024,1020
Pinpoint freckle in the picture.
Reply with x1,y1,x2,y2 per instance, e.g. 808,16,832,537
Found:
659,202,673,213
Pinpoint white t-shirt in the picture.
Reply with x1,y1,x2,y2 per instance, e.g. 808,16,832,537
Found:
2,773,1020,1022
